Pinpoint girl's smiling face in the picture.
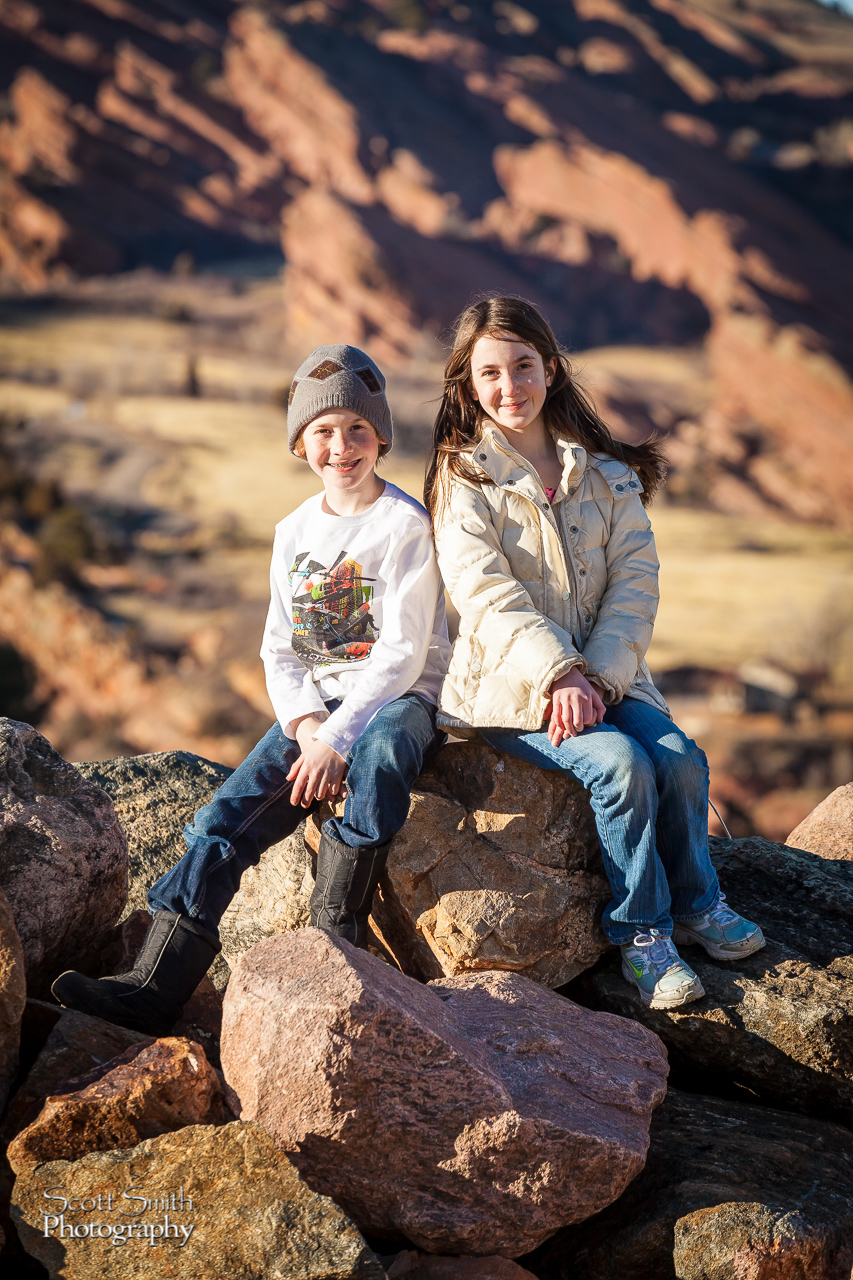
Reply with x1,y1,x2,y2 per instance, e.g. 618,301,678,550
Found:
469,331,555,437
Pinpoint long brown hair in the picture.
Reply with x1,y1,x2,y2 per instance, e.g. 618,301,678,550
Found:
424,295,666,518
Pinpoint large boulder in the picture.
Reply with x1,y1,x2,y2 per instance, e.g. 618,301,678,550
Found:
0,719,127,995
0,885,26,1116
524,1088,853,1280
11,1122,386,1279
78,749,311,987
787,782,853,861
570,836,853,1125
309,741,610,987
7,1036,231,1174
220,927,668,1258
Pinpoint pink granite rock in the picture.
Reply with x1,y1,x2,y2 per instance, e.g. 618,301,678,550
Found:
787,782,853,861
0,719,127,994
221,928,668,1257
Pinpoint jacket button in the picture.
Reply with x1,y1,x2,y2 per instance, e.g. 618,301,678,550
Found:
541,501,549,510
615,484,624,491
570,525,578,533
562,591,570,600
579,569,586,576
629,481,637,488
506,478,515,485
478,453,486,461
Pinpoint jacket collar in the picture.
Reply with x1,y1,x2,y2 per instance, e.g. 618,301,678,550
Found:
474,424,587,503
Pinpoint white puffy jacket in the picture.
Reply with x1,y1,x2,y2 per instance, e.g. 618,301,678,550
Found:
432,425,670,733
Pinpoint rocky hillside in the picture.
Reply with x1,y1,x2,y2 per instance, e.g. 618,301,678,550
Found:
1,0,853,526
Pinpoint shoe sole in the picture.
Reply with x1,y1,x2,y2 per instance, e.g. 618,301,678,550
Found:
672,926,766,962
621,962,705,1009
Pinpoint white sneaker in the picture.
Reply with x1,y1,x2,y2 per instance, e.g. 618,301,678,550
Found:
673,894,765,961
621,931,705,1009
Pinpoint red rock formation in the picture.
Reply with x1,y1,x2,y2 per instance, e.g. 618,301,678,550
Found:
0,0,852,530
225,7,373,204
0,531,269,765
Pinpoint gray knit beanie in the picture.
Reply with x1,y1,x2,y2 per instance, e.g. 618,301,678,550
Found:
286,344,392,454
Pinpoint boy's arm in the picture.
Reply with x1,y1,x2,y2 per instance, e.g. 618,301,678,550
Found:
261,529,329,736
312,519,442,759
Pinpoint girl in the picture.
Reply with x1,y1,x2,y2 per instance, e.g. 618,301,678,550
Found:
425,297,763,1010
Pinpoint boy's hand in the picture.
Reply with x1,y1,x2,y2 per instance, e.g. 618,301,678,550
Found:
288,737,347,808
546,670,606,745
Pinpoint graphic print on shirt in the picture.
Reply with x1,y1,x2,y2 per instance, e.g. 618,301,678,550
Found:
290,550,379,670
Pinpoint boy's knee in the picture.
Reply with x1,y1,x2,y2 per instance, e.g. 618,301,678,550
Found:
350,730,421,788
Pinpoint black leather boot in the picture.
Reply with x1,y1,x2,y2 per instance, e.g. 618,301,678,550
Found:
310,832,391,949
51,911,221,1037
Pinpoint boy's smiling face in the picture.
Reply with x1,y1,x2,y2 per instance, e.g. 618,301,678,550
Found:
299,407,382,501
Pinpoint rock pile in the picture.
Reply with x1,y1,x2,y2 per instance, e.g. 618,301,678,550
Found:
525,1088,853,1279
569,835,853,1126
0,718,851,1277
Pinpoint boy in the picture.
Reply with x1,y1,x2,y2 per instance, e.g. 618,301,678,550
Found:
52,345,449,1035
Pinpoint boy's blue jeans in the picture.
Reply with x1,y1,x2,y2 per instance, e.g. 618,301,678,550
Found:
147,693,444,937
480,697,720,945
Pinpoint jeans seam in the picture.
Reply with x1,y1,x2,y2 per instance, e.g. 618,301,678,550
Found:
226,777,296,843
184,776,300,920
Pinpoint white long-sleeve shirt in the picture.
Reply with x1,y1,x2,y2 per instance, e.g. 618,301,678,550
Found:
261,482,449,759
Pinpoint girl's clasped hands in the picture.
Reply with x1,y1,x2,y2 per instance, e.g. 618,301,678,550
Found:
545,669,606,746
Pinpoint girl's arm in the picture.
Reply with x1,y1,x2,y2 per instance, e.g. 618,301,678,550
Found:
581,480,660,703
435,479,584,693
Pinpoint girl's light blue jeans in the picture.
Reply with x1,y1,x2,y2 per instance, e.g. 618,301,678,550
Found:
480,696,720,945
